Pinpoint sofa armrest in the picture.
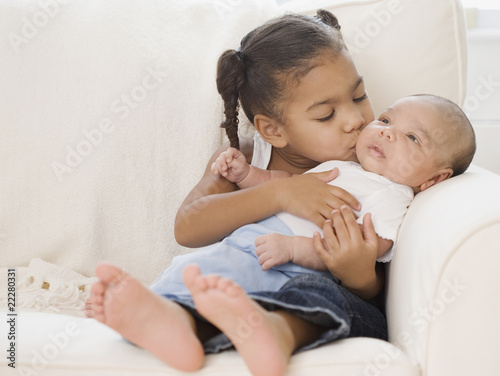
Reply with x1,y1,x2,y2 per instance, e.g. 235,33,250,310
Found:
386,165,500,376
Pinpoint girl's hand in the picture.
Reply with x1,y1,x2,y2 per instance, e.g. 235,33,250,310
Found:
278,169,361,228
312,206,378,293
210,147,250,184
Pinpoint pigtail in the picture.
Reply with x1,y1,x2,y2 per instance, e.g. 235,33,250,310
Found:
213,10,347,150
316,9,341,31
216,49,247,150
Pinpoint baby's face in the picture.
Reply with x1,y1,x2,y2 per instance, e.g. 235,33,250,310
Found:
355,97,448,189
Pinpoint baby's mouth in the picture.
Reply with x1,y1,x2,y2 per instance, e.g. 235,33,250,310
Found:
369,144,385,158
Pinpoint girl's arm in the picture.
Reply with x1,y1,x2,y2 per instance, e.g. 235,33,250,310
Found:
175,140,280,247
175,140,362,248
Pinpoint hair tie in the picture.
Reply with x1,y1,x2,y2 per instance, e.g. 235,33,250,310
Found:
235,48,245,62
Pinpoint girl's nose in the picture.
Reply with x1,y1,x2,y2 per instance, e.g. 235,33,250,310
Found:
343,107,365,133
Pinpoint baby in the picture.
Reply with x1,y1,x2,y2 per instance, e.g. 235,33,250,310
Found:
211,94,476,272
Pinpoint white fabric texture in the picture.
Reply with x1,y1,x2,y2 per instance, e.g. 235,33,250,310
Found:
276,160,414,262
0,259,96,315
0,0,278,284
386,166,500,373
2,311,419,376
250,131,273,169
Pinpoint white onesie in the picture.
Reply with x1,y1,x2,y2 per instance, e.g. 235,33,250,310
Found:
251,132,414,262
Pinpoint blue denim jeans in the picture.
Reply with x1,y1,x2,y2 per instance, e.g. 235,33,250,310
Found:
165,272,387,354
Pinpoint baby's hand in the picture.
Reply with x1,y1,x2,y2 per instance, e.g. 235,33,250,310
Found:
211,147,250,184
255,233,294,271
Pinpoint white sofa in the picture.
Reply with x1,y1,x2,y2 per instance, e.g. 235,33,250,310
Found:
1,0,500,375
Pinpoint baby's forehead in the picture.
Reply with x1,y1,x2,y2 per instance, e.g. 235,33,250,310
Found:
387,97,458,144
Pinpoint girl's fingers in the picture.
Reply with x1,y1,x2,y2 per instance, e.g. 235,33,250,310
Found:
310,170,361,211
310,168,339,183
313,232,328,260
331,209,350,245
362,213,378,247
321,219,339,250
340,205,360,240
311,212,329,229
327,186,361,212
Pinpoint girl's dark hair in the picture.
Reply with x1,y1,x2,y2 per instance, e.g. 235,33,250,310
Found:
216,9,346,149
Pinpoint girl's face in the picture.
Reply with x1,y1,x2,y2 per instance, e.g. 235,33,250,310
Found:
276,51,374,168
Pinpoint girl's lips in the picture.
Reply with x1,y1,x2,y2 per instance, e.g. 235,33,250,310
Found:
369,144,385,158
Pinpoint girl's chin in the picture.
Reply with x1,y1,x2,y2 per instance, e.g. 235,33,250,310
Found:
346,153,359,163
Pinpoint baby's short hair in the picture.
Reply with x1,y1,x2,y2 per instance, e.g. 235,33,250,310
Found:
412,94,476,176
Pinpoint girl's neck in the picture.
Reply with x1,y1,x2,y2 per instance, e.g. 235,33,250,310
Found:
268,147,319,175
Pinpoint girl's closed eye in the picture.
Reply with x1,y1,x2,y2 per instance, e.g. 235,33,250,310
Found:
353,93,367,103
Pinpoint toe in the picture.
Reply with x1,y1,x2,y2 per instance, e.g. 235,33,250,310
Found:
226,282,244,297
96,263,126,285
205,275,220,289
84,303,95,318
91,281,105,296
217,278,233,292
182,264,202,290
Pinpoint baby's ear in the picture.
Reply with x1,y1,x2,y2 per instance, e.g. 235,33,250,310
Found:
419,168,454,191
253,114,287,148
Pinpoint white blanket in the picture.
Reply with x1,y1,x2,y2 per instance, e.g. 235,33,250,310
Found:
0,0,278,288
0,258,97,316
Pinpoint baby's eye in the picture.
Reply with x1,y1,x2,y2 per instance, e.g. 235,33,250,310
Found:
407,134,419,144
318,111,334,122
379,118,389,125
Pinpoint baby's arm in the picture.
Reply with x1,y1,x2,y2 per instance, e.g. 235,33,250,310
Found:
211,147,291,189
255,230,392,272
255,234,327,271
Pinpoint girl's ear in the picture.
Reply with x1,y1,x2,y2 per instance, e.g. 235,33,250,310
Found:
254,114,288,148
418,168,453,192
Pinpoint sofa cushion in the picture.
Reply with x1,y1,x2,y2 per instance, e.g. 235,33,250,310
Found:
1,311,419,375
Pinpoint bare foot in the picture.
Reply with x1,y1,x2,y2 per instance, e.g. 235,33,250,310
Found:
87,263,204,372
183,264,294,376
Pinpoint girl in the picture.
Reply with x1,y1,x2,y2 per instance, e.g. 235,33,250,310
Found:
86,10,386,376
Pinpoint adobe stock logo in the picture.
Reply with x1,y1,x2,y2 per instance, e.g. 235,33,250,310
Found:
463,74,500,114
344,0,404,54
16,321,82,376
8,0,69,53
213,0,243,19
51,63,170,181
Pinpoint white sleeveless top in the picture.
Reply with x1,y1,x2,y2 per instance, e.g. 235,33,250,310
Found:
250,132,273,169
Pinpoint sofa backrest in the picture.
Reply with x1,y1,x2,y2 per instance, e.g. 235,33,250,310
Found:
0,0,467,286
280,0,468,115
